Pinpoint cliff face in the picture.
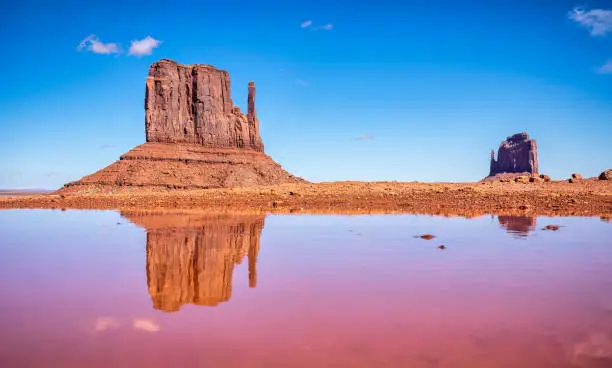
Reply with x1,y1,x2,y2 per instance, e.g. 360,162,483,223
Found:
122,212,264,312
145,59,263,151
489,133,538,176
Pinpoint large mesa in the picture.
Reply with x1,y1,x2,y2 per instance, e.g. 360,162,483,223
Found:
60,59,303,193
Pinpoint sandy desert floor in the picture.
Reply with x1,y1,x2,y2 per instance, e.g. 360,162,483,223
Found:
0,180,610,217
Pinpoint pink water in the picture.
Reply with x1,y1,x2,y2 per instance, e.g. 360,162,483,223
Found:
0,211,610,367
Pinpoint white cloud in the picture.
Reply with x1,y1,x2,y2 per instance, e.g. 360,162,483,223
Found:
128,36,161,57
354,134,375,141
318,23,333,31
99,144,114,150
596,60,612,74
568,7,612,36
77,35,120,54
301,20,312,28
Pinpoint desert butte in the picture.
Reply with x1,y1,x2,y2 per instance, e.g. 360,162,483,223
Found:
1,59,611,217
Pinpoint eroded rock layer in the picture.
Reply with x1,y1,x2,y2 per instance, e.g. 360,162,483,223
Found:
122,211,264,311
489,132,539,176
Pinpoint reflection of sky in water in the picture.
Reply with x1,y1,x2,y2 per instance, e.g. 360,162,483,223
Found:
0,210,610,367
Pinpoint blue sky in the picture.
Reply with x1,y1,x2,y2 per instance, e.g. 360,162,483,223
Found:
1,0,611,189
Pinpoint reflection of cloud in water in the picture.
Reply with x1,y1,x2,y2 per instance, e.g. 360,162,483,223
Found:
92,317,160,334
497,216,536,238
93,317,120,332
132,318,161,332
573,332,612,366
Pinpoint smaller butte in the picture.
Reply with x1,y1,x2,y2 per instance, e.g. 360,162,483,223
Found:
60,59,304,193
484,132,539,181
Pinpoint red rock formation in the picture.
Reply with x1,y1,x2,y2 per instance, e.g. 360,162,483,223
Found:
145,59,263,151
59,59,303,192
489,133,539,177
122,211,264,311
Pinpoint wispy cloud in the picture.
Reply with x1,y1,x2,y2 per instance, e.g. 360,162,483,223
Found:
301,21,333,31
99,144,114,150
568,7,612,36
596,60,612,74
296,79,309,86
128,36,161,57
77,35,120,54
354,134,375,141
316,23,334,31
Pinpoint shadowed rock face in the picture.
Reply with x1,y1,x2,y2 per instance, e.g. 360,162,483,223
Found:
145,59,264,151
489,133,538,176
122,212,264,311
498,215,536,238
600,169,612,181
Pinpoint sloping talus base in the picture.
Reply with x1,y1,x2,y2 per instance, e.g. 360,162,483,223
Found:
59,143,304,194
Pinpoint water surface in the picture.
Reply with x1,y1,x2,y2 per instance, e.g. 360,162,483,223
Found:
0,210,611,367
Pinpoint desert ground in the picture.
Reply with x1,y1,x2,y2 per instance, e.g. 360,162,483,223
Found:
1,180,610,218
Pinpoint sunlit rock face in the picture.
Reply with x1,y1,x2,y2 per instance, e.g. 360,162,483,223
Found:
145,59,263,151
122,212,264,311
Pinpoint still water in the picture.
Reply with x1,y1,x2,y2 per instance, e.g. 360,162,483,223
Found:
0,210,611,368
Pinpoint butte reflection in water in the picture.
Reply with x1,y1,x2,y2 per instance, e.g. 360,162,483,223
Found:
121,212,555,314
120,212,597,315
121,211,264,312
497,215,536,238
